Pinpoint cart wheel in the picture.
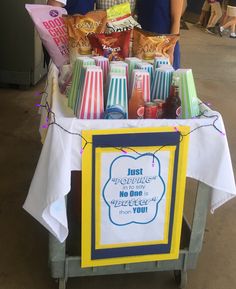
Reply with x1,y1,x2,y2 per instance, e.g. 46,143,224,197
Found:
174,270,187,288
58,278,67,289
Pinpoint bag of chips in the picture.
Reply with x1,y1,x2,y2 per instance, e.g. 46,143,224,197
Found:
106,2,140,33
133,28,179,63
63,11,107,64
88,30,131,61
25,4,69,68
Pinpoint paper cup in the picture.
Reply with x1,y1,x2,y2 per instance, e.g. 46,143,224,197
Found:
151,66,174,101
77,66,104,119
173,69,200,119
125,57,142,82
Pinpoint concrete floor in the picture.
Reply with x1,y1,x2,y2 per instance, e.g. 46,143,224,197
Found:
0,23,236,289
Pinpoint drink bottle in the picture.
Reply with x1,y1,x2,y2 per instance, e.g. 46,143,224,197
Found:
163,76,181,119
128,75,145,119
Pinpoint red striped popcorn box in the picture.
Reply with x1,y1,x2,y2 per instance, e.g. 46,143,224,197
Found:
77,66,104,119
93,56,109,85
130,69,151,102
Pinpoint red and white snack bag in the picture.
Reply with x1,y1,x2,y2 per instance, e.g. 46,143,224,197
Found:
25,4,69,67
88,30,131,61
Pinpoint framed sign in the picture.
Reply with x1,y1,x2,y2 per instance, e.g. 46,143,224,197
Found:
81,126,190,267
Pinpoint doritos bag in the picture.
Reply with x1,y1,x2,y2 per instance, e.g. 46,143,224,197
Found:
88,30,131,61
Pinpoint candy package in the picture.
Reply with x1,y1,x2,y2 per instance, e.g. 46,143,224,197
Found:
133,28,179,63
25,4,69,67
63,11,107,64
88,30,131,61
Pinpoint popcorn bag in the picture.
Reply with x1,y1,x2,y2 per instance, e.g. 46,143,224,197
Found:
173,69,200,119
151,66,174,101
106,74,128,118
77,67,104,119
25,4,69,67
130,70,151,102
58,64,72,95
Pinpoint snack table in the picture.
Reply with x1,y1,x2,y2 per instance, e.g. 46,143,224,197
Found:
23,63,236,288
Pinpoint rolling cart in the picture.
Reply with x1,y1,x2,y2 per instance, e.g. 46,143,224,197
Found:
49,180,211,289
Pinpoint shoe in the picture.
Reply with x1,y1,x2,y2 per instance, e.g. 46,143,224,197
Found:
217,26,224,37
205,27,216,35
195,22,203,28
230,34,236,38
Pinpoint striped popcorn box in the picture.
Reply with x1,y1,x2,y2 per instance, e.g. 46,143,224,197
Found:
154,57,170,70
68,56,95,110
125,57,142,81
77,66,104,119
130,69,151,102
93,56,109,85
173,69,200,119
106,74,128,119
151,66,174,101
135,62,154,84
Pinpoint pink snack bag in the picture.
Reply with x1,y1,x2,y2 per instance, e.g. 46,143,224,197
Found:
25,4,69,67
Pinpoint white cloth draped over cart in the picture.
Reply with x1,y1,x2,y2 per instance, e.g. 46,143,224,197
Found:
23,63,236,242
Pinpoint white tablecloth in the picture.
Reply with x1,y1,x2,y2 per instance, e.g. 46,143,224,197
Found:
23,63,236,242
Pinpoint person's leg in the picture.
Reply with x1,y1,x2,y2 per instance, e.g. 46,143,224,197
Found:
218,16,236,36
207,2,222,27
196,0,210,26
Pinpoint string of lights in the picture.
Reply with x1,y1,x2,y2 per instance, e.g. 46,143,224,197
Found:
35,89,225,160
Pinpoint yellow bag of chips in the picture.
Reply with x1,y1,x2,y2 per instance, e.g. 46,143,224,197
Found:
133,27,179,62
63,10,107,64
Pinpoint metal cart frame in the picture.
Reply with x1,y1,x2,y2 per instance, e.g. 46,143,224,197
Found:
49,181,211,289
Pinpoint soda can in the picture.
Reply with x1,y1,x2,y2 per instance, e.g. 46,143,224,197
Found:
144,102,158,119
153,99,165,119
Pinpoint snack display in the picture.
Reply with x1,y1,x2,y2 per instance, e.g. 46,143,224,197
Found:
63,11,107,64
88,30,131,61
25,4,69,67
133,28,179,62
